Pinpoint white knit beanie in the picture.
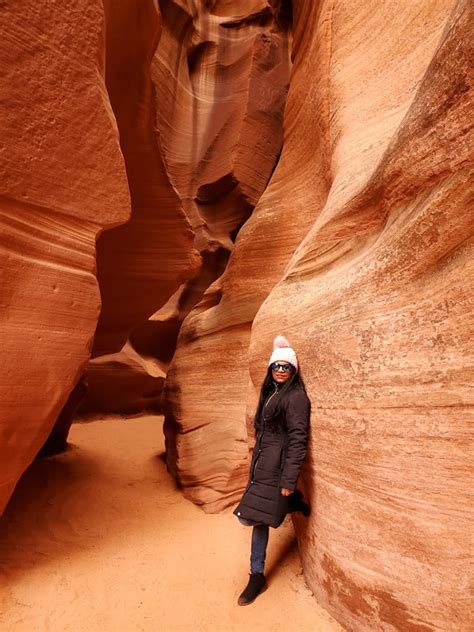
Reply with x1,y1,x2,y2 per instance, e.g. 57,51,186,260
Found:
268,335,298,371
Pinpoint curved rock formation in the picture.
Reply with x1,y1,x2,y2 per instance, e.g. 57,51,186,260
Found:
0,1,130,512
92,0,200,358
145,0,290,364
164,0,473,628
251,2,473,629
81,0,290,414
2,0,471,628
158,1,291,509
155,0,288,228
80,343,164,416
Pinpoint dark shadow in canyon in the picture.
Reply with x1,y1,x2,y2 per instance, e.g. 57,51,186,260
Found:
1,449,107,578
265,532,299,582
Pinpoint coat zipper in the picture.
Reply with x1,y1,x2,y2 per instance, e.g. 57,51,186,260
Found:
251,385,278,483
251,454,261,483
263,384,279,412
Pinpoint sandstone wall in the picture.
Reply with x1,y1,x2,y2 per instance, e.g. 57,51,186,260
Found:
92,0,200,359
0,0,203,506
0,1,131,512
252,2,473,629
79,0,201,415
152,0,290,325
164,0,473,628
81,0,290,414
2,1,472,628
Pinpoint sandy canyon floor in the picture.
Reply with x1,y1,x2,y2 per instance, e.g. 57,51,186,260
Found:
0,415,342,632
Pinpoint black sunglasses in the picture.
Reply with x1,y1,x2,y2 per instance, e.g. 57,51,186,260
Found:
270,362,293,372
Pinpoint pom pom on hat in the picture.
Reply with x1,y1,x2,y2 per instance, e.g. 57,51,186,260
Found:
269,335,298,370
273,335,291,349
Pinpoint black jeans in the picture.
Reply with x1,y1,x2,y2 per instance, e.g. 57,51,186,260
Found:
238,517,270,574
250,524,269,573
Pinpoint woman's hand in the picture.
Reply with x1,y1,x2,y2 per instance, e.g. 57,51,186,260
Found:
280,488,292,496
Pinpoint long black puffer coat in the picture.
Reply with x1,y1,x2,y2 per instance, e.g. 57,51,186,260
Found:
233,382,310,528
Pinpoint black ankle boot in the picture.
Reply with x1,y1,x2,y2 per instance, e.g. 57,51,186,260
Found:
237,572,267,605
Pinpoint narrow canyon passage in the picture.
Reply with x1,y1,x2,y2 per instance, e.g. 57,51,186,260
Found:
0,416,341,632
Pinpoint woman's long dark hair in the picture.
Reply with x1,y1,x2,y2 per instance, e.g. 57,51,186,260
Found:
254,365,307,431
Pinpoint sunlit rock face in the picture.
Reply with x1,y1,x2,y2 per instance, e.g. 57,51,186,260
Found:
144,0,291,365
80,0,289,415
166,0,473,629
0,1,130,512
92,0,200,358
157,0,291,510
2,0,471,628
154,0,289,245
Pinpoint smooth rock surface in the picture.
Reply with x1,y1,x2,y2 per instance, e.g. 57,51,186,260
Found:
85,0,290,414
80,344,164,415
155,0,291,509
0,1,130,513
165,0,473,629
2,1,472,629
148,0,291,361
92,0,200,358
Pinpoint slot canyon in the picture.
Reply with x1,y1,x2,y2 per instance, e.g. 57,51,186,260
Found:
1,1,472,631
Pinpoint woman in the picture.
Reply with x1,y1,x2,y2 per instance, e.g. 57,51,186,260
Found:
234,335,311,606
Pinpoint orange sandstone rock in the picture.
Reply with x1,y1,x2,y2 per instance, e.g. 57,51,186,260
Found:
80,343,164,416
115,0,290,412
256,1,473,629
165,0,473,628
2,1,471,629
0,1,130,512
158,1,291,509
87,0,290,415
92,0,200,358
